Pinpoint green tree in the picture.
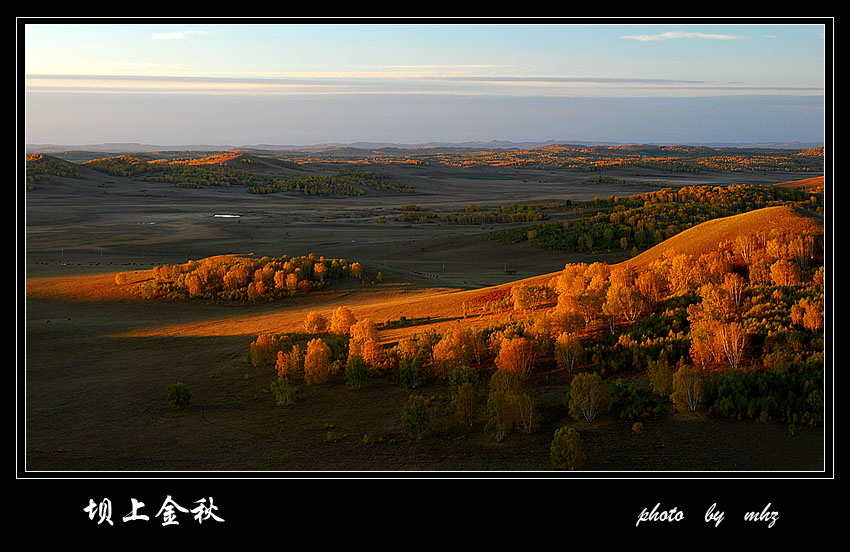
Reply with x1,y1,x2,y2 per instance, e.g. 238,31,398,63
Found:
402,395,431,440
399,355,425,389
270,377,297,406
567,372,612,422
453,382,478,427
449,365,480,398
167,382,192,411
484,390,517,442
550,426,587,470
345,355,368,391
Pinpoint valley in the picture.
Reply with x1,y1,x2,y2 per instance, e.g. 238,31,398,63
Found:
23,144,827,473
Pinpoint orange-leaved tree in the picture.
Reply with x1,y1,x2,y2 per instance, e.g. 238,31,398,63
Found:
304,338,332,385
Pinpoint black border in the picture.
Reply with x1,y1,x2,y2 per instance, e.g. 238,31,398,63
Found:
18,16,834,539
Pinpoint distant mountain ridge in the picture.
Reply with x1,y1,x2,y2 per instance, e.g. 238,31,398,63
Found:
25,139,825,155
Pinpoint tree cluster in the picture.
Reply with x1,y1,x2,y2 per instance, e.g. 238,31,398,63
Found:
487,184,823,255
128,253,357,303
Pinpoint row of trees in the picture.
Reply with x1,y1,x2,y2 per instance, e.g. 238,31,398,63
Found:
83,155,412,195
487,184,823,255
123,254,362,302
249,170,412,196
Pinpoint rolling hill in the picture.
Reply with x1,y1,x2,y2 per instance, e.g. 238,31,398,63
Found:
25,204,824,344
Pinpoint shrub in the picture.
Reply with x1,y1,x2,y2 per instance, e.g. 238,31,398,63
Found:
402,395,431,440
303,311,327,334
167,382,192,411
550,426,587,470
453,382,478,427
270,377,297,406
647,357,674,396
345,355,368,391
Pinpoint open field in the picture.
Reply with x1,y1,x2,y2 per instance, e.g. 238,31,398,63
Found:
23,150,826,472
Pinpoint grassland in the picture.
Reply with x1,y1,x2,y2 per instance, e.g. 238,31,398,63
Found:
23,145,826,473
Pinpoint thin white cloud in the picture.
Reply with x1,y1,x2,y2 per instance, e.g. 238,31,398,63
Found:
151,30,208,40
621,31,744,42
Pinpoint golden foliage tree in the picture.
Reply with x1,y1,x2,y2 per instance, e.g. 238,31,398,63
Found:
671,363,703,413
495,336,537,381
304,338,332,385
792,298,823,333
431,327,473,379
303,311,327,334
716,321,747,370
329,306,357,335
567,372,612,422
250,333,281,367
555,332,582,374
770,259,801,286
276,345,302,379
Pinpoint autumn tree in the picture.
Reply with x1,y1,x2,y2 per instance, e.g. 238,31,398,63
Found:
432,327,473,379
304,338,332,384
185,273,202,296
350,262,363,280
734,234,756,265
770,259,801,287
250,333,282,367
717,321,747,370
511,283,555,311
396,337,425,389
647,357,674,396
276,344,302,379
722,273,746,309
555,332,582,374
495,336,537,381
671,363,703,413
603,267,646,332
303,311,327,334
636,269,665,304
349,318,378,344
789,234,818,269
314,262,327,282
285,272,299,296
791,297,824,333
567,372,612,422
329,306,357,335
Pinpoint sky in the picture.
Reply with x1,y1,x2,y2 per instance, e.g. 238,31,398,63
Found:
21,20,829,147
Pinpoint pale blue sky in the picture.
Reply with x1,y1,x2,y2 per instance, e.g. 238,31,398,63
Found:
23,21,828,146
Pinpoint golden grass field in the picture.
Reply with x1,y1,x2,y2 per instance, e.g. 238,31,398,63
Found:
23,161,826,472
